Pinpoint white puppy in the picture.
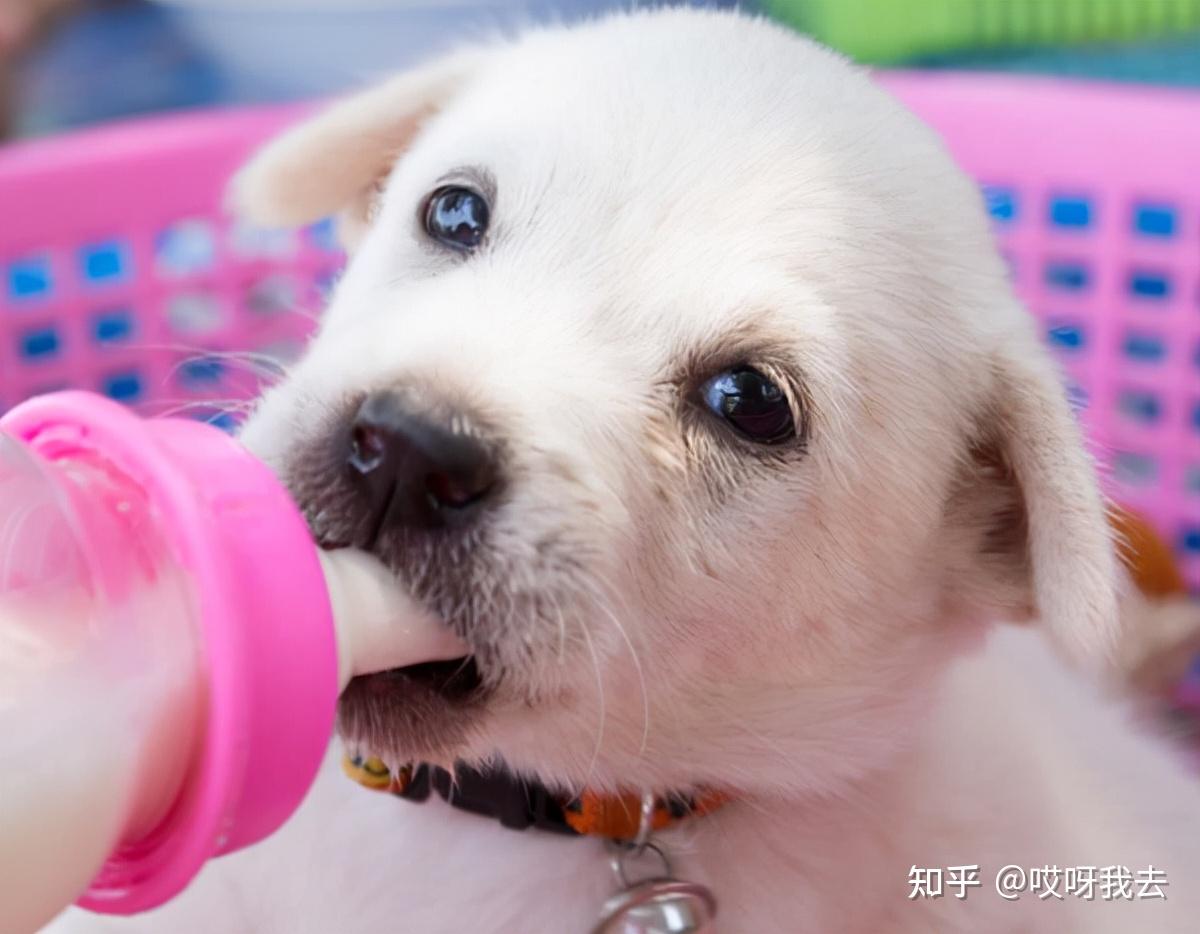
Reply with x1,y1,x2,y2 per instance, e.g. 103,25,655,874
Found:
47,9,1200,933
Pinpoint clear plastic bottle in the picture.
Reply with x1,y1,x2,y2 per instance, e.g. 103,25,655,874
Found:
0,392,465,932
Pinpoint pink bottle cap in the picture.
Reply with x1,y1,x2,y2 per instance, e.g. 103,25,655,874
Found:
0,392,338,914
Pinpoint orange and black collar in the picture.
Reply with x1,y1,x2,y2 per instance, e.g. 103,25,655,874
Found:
344,755,729,841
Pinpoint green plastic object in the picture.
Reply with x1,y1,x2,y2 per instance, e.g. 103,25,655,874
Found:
764,0,1200,63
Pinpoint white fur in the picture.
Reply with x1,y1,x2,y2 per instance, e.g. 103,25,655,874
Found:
46,10,1200,932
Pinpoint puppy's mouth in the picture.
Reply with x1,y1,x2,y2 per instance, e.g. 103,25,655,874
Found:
321,538,493,759
339,653,491,762
375,656,484,701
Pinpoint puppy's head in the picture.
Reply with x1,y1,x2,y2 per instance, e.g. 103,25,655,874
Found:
236,10,1117,798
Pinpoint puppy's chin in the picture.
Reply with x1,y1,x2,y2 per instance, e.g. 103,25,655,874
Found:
337,658,490,764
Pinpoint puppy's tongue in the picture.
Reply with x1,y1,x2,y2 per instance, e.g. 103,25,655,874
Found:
318,548,469,693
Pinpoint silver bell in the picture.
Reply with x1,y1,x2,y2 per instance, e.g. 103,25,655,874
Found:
591,878,718,934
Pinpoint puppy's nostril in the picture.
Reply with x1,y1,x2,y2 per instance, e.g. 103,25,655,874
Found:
349,425,388,474
424,469,492,511
346,389,501,534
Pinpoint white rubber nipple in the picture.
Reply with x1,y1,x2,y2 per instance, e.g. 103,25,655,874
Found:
318,548,470,693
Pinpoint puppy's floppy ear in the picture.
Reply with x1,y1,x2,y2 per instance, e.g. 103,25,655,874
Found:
229,48,489,250
948,338,1120,666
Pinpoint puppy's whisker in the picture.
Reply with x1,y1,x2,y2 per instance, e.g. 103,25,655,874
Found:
167,350,294,385
576,616,607,794
272,302,325,325
595,598,650,759
121,342,297,382
151,398,257,421
549,591,568,665
205,349,295,378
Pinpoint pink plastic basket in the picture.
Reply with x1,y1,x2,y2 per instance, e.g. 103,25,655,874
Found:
880,73,1200,593
1,73,1198,588
0,105,336,429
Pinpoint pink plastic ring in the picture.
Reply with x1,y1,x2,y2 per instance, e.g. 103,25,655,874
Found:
1,392,339,914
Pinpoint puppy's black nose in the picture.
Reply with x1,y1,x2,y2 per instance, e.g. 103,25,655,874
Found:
348,390,498,531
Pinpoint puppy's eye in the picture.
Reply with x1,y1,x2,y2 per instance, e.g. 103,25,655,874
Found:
698,366,795,445
422,186,489,251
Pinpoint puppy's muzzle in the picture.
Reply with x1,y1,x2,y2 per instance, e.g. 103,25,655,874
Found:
348,389,500,536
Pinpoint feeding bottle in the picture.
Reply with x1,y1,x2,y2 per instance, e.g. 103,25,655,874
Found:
0,391,465,933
